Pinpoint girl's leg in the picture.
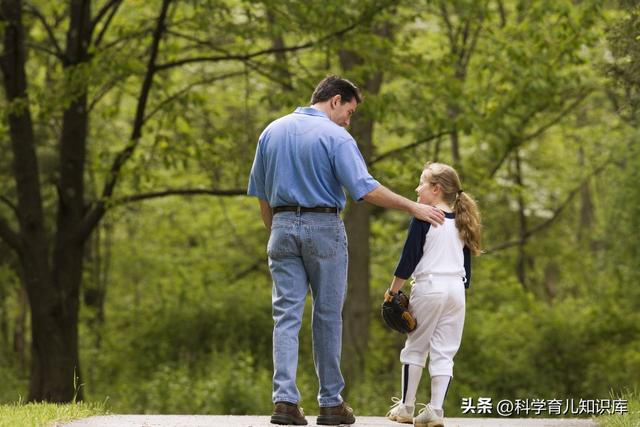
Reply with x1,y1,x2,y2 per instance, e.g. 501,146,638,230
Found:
428,277,466,412
387,364,421,422
429,375,451,409
402,363,424,407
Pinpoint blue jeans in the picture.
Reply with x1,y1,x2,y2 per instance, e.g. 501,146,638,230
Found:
268,211,348,407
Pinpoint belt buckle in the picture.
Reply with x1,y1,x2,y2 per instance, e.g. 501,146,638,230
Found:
296,206,301,215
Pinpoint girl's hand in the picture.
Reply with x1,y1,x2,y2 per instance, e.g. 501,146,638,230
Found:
390,276,406,294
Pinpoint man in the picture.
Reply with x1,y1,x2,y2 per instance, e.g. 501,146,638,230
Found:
248,75,444,426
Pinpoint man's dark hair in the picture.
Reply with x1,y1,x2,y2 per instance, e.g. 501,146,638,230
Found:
310,75,362,105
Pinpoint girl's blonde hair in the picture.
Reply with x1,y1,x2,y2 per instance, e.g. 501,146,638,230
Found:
421,163,482,256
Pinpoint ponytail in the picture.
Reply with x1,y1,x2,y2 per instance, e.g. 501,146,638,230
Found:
454,191,482,256
422,162,482,256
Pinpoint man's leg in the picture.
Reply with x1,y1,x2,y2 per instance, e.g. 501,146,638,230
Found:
269,217,309,405
301,214,348,407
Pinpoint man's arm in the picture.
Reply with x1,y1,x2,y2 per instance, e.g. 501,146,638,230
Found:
258,199,273,231
363,185,445,226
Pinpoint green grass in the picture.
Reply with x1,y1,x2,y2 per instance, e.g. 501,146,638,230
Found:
597,390,640,427
0,402,106,427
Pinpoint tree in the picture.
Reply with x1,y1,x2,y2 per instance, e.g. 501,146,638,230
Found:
0,0,177,402
0,0,399,402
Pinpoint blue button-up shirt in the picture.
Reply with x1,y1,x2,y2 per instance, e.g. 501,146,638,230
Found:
248,107,380,210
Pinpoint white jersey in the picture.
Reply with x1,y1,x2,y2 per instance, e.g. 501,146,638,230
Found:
413,215,465,281
394,212,471,287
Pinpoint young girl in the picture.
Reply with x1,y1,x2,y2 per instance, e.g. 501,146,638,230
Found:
385,163,481,427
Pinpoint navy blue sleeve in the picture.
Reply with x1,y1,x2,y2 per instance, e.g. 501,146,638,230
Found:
394,218,430,279
463,246,472,289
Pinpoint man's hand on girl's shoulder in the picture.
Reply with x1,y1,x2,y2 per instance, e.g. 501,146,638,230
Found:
412,203,445,227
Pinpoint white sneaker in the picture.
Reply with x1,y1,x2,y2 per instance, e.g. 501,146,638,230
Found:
386,397,414,423
413,403,444,427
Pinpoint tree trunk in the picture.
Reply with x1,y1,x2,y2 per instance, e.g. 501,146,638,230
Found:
13,286,27,373
29,0,93,402
0,256,8,347
338,48,385,385
45,0,92,400
27,273,81,401
437,1,483,171
84,219,111,352
578,147,594,243
342,196,373,384
513,150,528,289
266,9,293,92
544,261,558,302
0,287,6,350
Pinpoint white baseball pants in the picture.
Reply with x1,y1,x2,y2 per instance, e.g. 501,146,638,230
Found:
399,274,466,377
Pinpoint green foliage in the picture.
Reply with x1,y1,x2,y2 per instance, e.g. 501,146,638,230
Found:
100,353,272,415
604,2,640,123
597,390,640,427
0,362,27,404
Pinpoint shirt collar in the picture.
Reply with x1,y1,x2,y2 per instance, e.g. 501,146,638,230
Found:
294,106,328,119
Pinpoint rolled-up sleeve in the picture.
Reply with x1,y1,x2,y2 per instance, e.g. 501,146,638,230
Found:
247,138,267,200
333,137,380,201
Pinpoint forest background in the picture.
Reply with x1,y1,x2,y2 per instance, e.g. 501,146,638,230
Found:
0,0,639,418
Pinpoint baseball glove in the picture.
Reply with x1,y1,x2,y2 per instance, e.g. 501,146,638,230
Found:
381,289,417,333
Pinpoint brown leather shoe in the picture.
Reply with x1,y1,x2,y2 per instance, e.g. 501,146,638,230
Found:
270,401,308,425
317,401,356,425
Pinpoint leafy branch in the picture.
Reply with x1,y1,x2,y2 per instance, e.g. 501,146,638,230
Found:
368,131,451,166
485,157,612,253
77,0,172,242
112,188,246,206
488,89,593,178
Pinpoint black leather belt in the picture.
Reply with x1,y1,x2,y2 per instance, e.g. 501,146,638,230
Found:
272,206,339,214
